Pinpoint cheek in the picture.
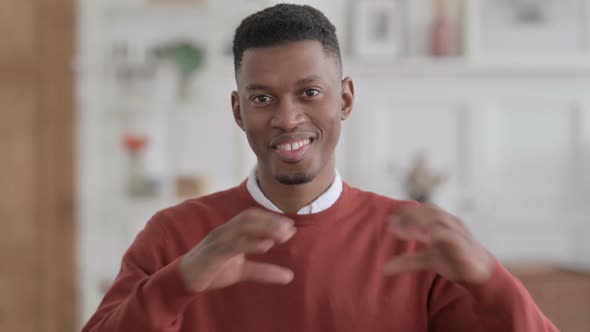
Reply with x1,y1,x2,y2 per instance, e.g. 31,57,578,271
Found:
245,128,264,149
242,116,269,153
317,115,341,150
327,123,341,147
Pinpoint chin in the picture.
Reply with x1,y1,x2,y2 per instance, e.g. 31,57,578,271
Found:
276,172,314,185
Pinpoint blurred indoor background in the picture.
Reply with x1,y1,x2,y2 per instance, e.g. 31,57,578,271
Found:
1,0,590,331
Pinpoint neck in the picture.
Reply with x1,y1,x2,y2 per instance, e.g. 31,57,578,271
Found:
257,160,336,214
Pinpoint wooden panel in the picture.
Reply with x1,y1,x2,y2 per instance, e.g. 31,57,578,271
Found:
37,1,77,331
534,276,590,332
0,1,37,64
0,79,37,223
0,273,37,332
510,265,590,332
0,80,39,331
0,0,76,331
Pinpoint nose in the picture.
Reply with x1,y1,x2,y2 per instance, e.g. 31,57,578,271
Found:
270,98,306,131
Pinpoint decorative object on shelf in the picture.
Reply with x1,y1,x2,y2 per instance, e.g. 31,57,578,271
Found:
110,42,158,104
112,43,151,72
466,0,589,59
175,174,210,199
350,0,407,62
153,42,206,99
403,151,448,203
122,133,159,198
430,0,458,57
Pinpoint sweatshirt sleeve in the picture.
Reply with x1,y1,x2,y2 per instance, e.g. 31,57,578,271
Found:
81,212,199,332
428,259,559,332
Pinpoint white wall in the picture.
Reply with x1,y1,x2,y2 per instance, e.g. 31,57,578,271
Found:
77,0,590,326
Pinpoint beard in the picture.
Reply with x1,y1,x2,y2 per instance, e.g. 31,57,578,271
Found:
276,172,314,185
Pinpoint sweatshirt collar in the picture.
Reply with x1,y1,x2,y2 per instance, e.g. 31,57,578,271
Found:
246,167,343,215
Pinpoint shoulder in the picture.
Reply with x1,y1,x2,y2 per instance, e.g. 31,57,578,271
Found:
151,183,253,239
344,182,418,214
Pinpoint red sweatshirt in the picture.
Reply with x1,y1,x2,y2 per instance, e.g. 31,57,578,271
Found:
82,181,558,332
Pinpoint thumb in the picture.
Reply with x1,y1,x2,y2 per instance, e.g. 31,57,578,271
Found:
384,251,433,276
241,261,294,285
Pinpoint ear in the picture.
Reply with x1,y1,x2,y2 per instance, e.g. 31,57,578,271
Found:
231,91,245,131
340,77,354,121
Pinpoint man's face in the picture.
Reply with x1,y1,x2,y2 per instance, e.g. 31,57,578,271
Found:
232,40,353,185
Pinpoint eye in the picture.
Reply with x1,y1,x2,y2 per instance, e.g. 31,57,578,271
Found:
303,88,321,97
251,95,273,104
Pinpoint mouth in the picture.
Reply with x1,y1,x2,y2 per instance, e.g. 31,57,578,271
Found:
271,138,314,163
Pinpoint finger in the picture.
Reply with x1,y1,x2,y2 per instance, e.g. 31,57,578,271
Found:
386,214,432,243
241,220,296,243
239,209,296,243
429,225,472,255
387,223,431,243
235,238,276,255
205,236,276,259
226,209,296,243
388,206,463,238
383,252,433,276
241,261,294,285
430,223,464,245
388,205,432,231
423,204,468,233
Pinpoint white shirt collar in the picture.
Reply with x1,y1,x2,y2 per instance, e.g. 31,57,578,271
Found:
246,167,343,215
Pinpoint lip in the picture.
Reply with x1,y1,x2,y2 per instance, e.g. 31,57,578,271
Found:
273,140,312,163
269,134,315,148
269,133,317,163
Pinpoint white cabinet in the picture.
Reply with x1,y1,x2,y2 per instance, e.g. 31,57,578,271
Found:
339,66,590,267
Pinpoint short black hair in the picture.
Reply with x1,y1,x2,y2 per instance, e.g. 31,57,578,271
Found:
232,3,341,73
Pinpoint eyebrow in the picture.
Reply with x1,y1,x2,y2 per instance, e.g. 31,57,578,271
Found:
296,75,321,85
244,75,322,92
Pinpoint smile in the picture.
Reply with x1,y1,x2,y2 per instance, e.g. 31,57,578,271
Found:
273,138,313,162
276,139,311,152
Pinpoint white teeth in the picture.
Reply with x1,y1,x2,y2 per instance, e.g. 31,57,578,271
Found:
277,139,311,152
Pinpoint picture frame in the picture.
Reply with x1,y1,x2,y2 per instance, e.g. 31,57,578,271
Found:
465,0,590,63
350,0,407,62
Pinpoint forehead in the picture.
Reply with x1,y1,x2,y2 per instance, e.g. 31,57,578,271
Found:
237,40,339,88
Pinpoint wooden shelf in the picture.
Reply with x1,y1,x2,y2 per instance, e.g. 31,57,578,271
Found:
344,57,590,79
102,2,211,19
203,56,590,80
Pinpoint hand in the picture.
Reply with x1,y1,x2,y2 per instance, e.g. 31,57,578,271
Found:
180,208,296,292
384,204,494,284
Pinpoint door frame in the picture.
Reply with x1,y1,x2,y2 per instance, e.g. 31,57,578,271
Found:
36,1,77,330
